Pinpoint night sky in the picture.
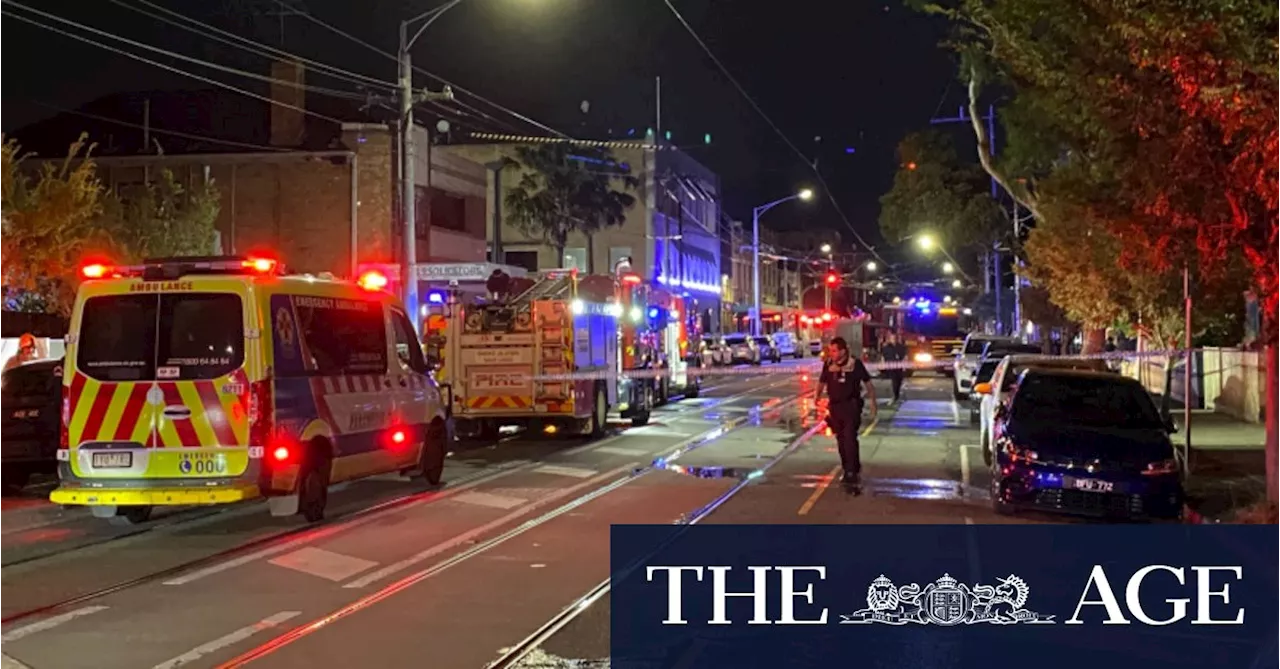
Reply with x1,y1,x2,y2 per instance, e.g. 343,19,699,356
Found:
2,0,958,267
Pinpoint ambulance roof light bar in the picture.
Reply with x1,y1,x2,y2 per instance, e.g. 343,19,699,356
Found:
80,255,289,281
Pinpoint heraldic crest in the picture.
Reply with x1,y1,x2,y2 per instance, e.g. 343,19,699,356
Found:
840,573,1055,626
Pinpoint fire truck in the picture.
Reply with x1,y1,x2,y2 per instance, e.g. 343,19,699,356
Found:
876,299,966,375
435,269,659,439
635,285,701,404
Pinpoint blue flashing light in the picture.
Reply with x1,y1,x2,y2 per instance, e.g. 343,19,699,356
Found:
427,291,445,304
647,307,660,319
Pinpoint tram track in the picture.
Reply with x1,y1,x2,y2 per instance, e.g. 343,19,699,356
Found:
0,370,795,629
212,388,812,668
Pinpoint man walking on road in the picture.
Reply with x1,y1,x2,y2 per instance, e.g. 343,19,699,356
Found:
814,337,877,492
879,332,907,403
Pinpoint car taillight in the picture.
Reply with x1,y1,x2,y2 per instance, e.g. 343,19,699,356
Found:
60,385,70,448
248,379,273,448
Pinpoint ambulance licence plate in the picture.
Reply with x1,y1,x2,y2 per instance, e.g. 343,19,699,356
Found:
92,452,132,468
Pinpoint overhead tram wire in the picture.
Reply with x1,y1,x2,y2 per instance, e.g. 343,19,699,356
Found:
660,0,891,271
3,1,370,104
113,0,396,92
1,10,345,125
269,0,570,139
23,100,292,152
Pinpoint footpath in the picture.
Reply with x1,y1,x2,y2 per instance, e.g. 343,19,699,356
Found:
1175,411,1275,523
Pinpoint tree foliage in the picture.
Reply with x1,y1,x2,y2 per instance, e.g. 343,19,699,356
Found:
878,130,1005,252
504,144,637,272
100,169,221,262
915,0,1277,339
1,135,109,315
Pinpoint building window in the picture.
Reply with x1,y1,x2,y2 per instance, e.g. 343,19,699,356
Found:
429,189,466,232
563,247,587,272
609,246,633,272
505,250,538,273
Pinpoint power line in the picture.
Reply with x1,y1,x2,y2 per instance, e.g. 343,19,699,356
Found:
660,0,890,270
269,0,569,139
1,9,345,125
4,1,367,103
111,0,396,92
19,99,290,152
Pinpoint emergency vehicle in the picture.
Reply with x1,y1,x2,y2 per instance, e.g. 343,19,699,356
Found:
879,299,965,375
439,269,659,439
51,256,449,524
628,283,701,405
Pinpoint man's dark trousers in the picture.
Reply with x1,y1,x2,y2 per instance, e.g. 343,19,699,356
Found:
889,371,903,401
827,399,863,477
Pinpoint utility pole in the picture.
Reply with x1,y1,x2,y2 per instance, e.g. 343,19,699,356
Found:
752,210,762,336
932,104,1003,333
398,22,453,333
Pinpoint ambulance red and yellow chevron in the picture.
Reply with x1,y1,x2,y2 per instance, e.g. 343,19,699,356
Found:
66,369,250,447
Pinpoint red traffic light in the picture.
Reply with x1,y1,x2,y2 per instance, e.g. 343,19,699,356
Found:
825,273,839,286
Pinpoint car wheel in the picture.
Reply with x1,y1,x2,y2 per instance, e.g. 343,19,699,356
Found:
298,450,331,523
590,386,608,437
415,421,447,486
685,377,700,399
631,384,652,427
952,383,966,401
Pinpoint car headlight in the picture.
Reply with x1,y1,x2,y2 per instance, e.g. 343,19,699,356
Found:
913,352,934,363
1143,458,1178,475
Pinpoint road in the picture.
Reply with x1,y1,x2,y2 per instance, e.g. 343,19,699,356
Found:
0,364,1057,669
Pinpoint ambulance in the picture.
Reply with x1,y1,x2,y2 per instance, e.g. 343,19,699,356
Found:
51,256,450,524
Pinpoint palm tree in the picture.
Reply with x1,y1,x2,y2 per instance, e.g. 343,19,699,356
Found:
505,144,637,273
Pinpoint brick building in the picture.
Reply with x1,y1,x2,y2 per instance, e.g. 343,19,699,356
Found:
14,61,488,280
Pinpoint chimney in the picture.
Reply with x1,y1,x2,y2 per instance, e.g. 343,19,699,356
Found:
270,60,306,147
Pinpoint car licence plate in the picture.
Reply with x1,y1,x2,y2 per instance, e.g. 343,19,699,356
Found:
1069,477,1114,493
92,452,132,468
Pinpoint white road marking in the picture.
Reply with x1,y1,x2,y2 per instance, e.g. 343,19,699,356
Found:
267,547,378,582
452,491,529,510
532,464,598,479
344,464,635,589
959,443,971,488
1,606,109,642
2,653,34,669
590,446,648,457
163,463,529,586
149,611,300,669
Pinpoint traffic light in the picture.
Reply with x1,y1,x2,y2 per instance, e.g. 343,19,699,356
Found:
704,133,712,144
825,272,839,286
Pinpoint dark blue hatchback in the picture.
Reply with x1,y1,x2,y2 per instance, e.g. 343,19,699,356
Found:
989,368,1184,520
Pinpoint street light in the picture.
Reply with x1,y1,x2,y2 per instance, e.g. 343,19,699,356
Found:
751,188,815,335
865,261,877,272
942,261,954,274
916,233,936,251
820,243,832,254
952,278,963,289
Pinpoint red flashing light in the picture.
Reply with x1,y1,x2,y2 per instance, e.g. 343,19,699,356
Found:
81,263,110,279
243,257,278,273
391,429,407,445
358,270,389,292
821,312,833,322
621,273,642,285
272,445,291,462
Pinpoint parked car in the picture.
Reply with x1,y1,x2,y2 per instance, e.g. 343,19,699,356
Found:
952,334,1015,399
700,334,732,367
967,357,1003,424
1,358,63,490
808,337,824,356
988,368,1183,520
770,332,802,359
753,336,782,363
723,333,761,365
976,354,1112,465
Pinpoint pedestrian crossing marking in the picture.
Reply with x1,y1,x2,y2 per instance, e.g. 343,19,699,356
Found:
532,464,599,479
268,547,378,582
592,445,648,457
453,490,529,509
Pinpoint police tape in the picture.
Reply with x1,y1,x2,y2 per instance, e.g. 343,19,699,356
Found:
520,348,1194,383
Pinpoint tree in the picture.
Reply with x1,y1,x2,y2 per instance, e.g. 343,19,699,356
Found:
99,168,221,262
504,144,637,273
1,134,108,316
914,0,1279,503
879,130,1005,252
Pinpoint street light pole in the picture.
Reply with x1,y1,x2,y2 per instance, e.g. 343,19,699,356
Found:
751,190,812,336
398,1,461,332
